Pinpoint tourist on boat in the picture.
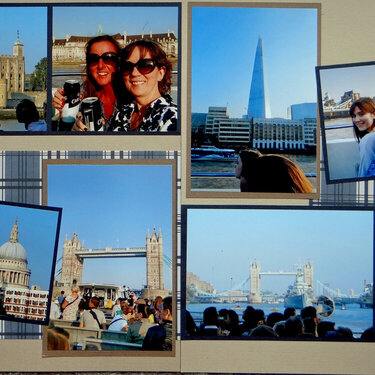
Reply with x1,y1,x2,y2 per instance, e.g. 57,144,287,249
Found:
266,312,285,328
107,300,134,332
47,327,70,350
53,35,129,131
16,99,47,131
350,97,375,177
217,309,241,336
125,299,156,345
284,316,304,337
143,296,173,350
235,149,314,193
111,298,122,317
196,306,220,336
61,285,80,321
283,307,296,320
108,40,177,132
242,308,266,336
79,296,106,330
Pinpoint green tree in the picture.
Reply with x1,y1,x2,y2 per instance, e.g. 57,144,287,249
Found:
30,57,47,91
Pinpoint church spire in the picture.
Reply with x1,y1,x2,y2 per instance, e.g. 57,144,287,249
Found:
9,217,19,243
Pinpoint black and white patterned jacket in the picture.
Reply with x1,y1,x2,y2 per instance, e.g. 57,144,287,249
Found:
108,95,177,132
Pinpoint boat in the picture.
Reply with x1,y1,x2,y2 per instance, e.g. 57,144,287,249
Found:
359,282,373,308
191,146,237,162
284,266,315,309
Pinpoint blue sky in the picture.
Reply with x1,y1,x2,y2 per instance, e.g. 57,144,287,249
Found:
187,208,373,296
47,164,173,290
53,6,179,39
319,64,375,103
192,6,318,118
0,203,60,290
0,6,47,74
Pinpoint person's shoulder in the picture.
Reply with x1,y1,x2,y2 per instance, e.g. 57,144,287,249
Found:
361,132,375,151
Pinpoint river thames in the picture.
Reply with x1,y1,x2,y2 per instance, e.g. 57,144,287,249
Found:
191,153,317,191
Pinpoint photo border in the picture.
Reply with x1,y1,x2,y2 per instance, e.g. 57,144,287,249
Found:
0,200,62,326
186,2,321,200
316,60,375,184
0,2,181,136
40,158,177,357
181,204,375,342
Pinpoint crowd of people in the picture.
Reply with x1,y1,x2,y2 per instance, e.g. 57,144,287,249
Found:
48,286,173,350
186,305,374,341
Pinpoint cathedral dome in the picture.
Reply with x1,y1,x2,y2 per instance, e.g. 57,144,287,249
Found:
0,218,27,262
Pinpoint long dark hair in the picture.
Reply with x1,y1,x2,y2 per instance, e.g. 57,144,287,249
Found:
120,39,172,95
349,97,375,142
239,149,313,193
83,35,130,103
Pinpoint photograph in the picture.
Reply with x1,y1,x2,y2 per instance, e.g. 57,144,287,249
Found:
0,201,61,325
317,61,375,182
0,6,47,133
51,4,180,133
182,206,374,341
45,161,175,353
189,5,318,196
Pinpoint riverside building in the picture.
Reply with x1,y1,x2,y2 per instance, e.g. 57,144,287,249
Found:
0,218,48,321
53,29,178,63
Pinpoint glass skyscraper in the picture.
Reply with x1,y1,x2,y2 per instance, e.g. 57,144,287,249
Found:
246,37,271,118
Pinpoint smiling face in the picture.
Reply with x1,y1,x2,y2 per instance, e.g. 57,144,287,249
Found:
88,41,118,88
352,106,375,132
123,46,165,106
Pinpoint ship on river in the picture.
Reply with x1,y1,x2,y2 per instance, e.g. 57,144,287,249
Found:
359,282,373,309
284,266,315,309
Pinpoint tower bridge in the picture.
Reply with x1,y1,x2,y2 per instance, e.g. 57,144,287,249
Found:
75,247,146,258
59,228,164,291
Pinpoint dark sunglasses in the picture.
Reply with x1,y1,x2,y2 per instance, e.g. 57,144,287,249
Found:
120,58,158,76
87,52,118,65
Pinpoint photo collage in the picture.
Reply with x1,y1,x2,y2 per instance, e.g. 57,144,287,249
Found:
0,1,374,374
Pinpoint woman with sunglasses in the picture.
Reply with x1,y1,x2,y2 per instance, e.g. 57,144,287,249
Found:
52,35,127,131
350,97,375,178
108,40,177,132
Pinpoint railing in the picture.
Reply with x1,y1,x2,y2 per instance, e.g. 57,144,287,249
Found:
192,172,317,178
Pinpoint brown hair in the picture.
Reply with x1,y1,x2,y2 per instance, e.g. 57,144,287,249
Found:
47,328,70,350
239,149,313,193
120,40,172,95
83,35,129,103
349,97,375,141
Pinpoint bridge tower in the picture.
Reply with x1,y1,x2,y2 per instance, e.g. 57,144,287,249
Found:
304,261,314,292
60,233,84,287
249,259,262,304
146,228,163,290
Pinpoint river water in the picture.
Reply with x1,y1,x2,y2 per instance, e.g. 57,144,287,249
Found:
186,302,373,337
191,154,317,191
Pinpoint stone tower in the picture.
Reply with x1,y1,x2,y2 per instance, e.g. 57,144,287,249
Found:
60,233,84,286
304,261,314,292
146,228,163,290
249,259,262,304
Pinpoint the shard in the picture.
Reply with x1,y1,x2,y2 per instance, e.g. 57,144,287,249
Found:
246,37,271,118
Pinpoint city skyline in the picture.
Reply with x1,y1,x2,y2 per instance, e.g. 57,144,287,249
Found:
0,203,61,290
192,6,317,119
186,208,373,296
319,63,375,104
53,6,179,39
0,6,47,74
47,163,173,291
